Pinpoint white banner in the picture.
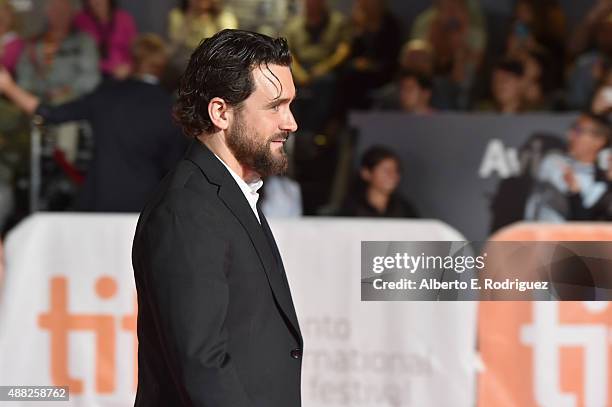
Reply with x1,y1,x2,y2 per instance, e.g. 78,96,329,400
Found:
0,214,477,407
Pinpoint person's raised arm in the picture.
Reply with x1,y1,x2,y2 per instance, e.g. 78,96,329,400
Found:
0,67,40,115
0,67,94,124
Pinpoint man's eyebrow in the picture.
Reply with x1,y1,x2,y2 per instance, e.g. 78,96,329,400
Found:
265,94,296,108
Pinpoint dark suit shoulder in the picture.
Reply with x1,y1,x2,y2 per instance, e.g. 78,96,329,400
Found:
143,159,222,221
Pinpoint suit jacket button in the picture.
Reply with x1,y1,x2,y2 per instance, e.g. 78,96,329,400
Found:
290,348,302,359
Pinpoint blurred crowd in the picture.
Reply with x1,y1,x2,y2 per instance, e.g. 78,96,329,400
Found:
1,0,612,233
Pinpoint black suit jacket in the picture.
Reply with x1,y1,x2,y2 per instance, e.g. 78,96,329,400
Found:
131,140,303,407
36,78,187,212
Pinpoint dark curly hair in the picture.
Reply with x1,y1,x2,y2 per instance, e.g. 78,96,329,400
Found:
173,29,293,138
361,145,401,172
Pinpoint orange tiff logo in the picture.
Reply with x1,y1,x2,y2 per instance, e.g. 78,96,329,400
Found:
479,301,612,407
38,276,137,394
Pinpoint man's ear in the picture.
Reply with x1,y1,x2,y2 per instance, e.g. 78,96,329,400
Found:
208,97,230,131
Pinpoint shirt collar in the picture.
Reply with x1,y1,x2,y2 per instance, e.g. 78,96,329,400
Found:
212,152,263,196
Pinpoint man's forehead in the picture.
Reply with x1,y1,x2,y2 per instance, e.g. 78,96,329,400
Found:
252,64,295,100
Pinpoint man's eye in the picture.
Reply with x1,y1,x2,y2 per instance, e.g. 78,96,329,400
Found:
272,105,280,111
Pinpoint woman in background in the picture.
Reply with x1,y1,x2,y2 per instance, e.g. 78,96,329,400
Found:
165,0,237,89
338,0,402,111
341,145,419,218
0,0,23,75
168,0,238,51
411,0,487,109
74,0,137,79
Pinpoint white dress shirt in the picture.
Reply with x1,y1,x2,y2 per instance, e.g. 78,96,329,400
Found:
213,153,264,223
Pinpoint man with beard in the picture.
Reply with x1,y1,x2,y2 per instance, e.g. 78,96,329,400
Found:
131,29,302,406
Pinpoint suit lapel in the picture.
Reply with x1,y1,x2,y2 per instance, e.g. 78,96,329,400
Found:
257,206,302,342
185,140,302,342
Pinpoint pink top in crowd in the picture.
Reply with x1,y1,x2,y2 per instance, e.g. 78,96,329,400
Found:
74,9,137,75
0,32,24,75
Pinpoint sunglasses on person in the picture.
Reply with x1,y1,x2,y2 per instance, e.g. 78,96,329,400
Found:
569,123,609,138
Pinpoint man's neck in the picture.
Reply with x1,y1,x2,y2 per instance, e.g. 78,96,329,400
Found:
198,133,260,183
367,188,390,214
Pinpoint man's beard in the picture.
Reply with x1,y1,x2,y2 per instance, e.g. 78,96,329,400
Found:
226,113,289,178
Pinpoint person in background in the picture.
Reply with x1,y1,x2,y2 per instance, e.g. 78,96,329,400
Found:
0,1,25,232
525,112,611,222
284,0,350,132
566,151,612,221
590,76,612,116
502,0,562,109
16,0,100,166
410,0,487,110
340,145,418,218
507,0,565,89
567,10,612,110
399,39,435,77
16,0,100,104
338,0,401,111
0,0,23,75
398,70,434,114
480,59,528,114
568,0,612,59
0,34,186,212
226,0,292,35
519,50,549,110
398,36,495,111
513,0,566,52
74,0,138,80
166,0,238,89
373,69,434,114
168,0,238,51
566,83,612,221
486,53,548,111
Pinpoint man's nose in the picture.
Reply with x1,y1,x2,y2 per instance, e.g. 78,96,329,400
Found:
282,110,298,133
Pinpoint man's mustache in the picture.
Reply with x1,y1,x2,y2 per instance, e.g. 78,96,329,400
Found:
269,132,291,143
